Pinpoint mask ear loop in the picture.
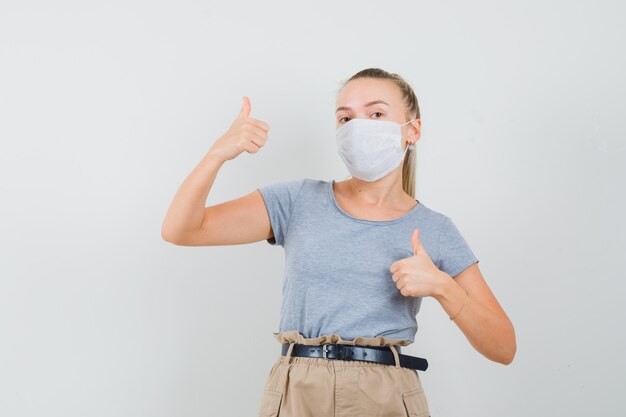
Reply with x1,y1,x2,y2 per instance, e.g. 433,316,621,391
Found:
401,118,417,155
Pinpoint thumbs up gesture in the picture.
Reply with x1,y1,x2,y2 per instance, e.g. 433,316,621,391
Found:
389,228,446,298
208,96,271,162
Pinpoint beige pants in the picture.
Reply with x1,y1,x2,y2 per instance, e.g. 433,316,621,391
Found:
258,331,430,417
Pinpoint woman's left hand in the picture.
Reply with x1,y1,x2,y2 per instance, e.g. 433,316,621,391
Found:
389,228,448,297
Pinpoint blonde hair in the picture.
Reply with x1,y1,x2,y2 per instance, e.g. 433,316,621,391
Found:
336,68,421,198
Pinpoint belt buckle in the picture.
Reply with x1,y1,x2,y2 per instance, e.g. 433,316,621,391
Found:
322,344,345,360
322,344,330,359
323,344,341,359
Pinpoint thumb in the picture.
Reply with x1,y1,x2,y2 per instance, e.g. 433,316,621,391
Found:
236,95,251,119
411,228,422,256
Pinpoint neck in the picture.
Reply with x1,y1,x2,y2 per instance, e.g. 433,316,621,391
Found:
343,172,406,207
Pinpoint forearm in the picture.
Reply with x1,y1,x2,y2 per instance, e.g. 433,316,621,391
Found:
161,150,225,242
432,272,516,365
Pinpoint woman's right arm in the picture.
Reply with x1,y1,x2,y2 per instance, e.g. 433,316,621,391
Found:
161,96,274,246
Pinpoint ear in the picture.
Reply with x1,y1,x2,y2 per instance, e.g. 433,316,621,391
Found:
409,119,422,143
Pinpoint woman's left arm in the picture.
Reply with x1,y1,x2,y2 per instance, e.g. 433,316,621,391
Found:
433,263,517,365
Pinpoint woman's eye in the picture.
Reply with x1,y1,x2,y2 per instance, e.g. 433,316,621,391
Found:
372,112,383,118
339,116,350,123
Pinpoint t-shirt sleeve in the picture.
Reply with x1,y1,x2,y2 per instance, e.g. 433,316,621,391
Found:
257,179,305,247
435,216,479,278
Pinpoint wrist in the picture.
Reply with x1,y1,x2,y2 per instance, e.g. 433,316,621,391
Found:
205,149,227,165
432,270,454,301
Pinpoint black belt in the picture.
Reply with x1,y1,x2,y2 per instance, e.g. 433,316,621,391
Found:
281,343,428,371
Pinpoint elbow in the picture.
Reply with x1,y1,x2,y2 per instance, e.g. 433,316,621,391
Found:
489,324,517,365
161,225,181,245
489,346,516,366
497,318,517,365
161,226,195,246
161,224,172,242
500,347,516,365
498,337,517,365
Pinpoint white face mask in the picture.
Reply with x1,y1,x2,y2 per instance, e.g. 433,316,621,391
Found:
336,117,416,182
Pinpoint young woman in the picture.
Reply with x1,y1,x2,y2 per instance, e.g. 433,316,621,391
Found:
161,68,516,417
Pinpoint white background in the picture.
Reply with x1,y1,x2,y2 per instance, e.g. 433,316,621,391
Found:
1,1,624,416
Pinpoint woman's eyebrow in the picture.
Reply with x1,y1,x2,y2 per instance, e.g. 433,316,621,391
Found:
335,100,390,113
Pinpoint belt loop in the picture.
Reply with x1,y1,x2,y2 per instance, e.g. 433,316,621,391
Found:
282,342,296,365
389,345,401,368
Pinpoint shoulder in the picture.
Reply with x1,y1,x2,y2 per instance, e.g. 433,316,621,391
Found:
284,178,331,196
257,177,329,202
414,201,450,229
302,178,330,192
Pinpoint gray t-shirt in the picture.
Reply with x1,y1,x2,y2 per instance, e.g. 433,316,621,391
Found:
258,178,479,343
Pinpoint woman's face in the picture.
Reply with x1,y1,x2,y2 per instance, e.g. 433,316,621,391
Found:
335,77,420,148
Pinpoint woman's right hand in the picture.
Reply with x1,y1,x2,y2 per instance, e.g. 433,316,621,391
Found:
208,96,271,162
